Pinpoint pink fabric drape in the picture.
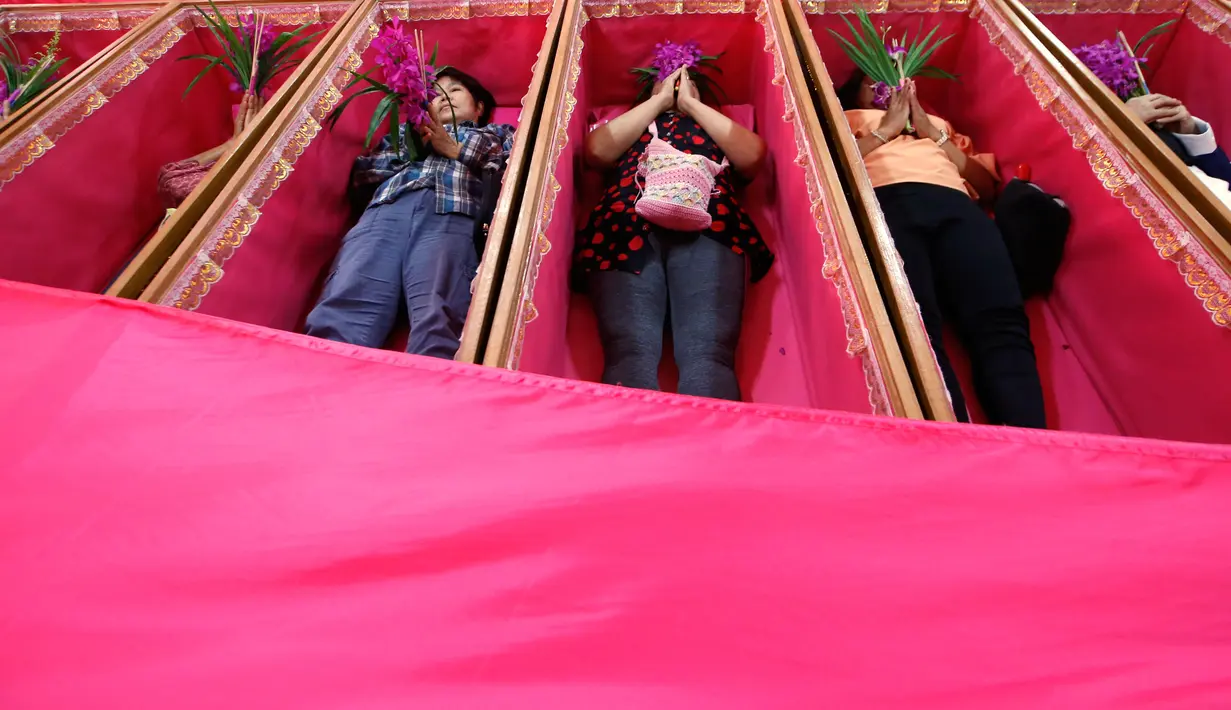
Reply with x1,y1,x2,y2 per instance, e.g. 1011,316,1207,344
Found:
2,277,1231,708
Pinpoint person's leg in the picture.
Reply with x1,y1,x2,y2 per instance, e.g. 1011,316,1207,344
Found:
929,188,1047,428
587,237,668,391
304,200,408,347
402,190,480,359
665,234,745,401
875,185,971,422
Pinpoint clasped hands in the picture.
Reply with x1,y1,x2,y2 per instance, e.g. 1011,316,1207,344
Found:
876,79,944,143
650,66,702,116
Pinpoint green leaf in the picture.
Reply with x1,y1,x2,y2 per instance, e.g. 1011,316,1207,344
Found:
428,42,439,66
195,2,250,88
180,55,224,99
1134,18,1177,55
915,66,958,80
367,93,395,148
325,84,385,129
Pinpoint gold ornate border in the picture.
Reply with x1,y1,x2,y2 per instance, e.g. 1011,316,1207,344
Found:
1,6,157,33
1018,0,1185,13
976,0,1231,326
757,0,892,414
381,0,553,20
1186,0,1231,46
583,0,752,16
800,0,972,14
164,0,547,310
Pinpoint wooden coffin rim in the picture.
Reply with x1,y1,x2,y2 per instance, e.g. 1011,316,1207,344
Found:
0,0,353,192
788,0,1231,424
482,0,924,418
134,0,557,370
1005,0,1231,263
0,2,165,126
95,0,357,300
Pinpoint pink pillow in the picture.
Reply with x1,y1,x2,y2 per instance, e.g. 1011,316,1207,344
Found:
588,104,754,133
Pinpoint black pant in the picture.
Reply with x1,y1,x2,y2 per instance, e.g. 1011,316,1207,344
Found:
875,183,1046,428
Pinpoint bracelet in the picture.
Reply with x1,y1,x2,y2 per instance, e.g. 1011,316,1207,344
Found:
935,128,950,148
871,129,890,145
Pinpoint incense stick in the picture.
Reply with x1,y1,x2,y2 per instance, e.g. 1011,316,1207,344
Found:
1117,30,1150,96
247,12,264,96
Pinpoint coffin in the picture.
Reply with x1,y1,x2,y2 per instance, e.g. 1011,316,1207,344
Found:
1007,0,1231,237
0,2,162,121
788,0,1231,444
475,0,923,417
0,0,350,295
132,0,558,361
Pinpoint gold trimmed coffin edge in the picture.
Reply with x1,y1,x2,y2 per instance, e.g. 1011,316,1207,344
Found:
456,0,571,363
101,0,359,301
483,0,923,418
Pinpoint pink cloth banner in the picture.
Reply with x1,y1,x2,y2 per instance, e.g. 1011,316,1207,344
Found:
2,279,1231,708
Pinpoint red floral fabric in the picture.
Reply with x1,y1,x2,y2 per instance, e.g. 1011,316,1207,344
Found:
574,112,773,285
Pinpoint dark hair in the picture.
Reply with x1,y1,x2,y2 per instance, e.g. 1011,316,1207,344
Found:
836,69,866,112
436,67,496,126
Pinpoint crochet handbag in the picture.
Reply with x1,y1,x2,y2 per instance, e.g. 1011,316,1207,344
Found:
635,122,727,232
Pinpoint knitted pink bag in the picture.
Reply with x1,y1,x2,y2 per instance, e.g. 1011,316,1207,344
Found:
635,122,727,232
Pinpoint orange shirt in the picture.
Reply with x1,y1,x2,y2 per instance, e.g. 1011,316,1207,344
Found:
845,109,998,200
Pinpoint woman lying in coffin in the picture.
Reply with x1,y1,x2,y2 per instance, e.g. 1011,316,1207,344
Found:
303,68,514,359
1124,94,1231,204
575,60,773,402
838,71,1046,429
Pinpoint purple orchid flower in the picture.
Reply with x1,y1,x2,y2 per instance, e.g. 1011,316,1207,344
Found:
1073,39,1146,100
650,40,703,78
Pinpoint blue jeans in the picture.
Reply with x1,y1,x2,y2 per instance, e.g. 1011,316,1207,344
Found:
305,188,476,359
587,232,746,401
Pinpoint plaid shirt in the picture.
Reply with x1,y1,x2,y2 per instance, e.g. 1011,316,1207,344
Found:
351,121,515,217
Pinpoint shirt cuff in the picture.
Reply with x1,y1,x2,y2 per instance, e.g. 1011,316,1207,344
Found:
1172,118,1217,157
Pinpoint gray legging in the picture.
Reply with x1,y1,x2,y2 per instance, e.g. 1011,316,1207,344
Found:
586,231,746,401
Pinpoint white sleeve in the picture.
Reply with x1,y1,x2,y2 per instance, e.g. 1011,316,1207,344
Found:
1171,118,1217,157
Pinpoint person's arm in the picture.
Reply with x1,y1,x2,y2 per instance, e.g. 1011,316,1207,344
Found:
456,123,516,173
855,89,909,158
186,93,264,166
907,81,997,204
584,67,681,169
675,70,765,178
